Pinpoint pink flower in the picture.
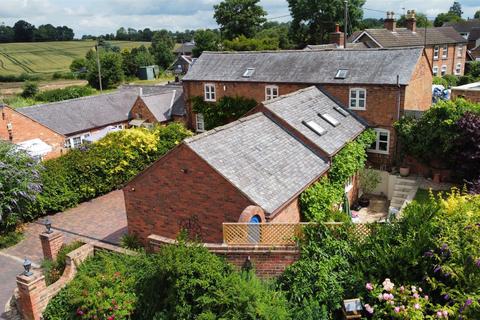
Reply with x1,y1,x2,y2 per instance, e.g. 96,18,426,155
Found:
382,278,395,292
411,286,417,293
414,303,421,310
394,307,400,313
413,293,420,299
400,305,405,311
389,300,395,305
424,295,429,301
437,311,443,318
419,287,423,292
365,304,374,314
399,286,405,292
383,293,394,301
366,283,373,291
442,310,448,317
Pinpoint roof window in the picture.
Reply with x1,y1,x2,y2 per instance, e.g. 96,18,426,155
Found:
334,106,349,117
320,113,340,127
335,69,348,79
303,120,327,136
242,68,255,78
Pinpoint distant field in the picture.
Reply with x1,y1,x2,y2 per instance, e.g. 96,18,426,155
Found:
0,40,150,76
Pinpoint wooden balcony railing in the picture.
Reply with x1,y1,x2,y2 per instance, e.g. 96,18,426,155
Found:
222,222,373,245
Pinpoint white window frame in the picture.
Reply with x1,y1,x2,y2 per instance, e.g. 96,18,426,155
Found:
65,133,90,149
432,66,439,76
368,128,390,155
433,46,439,60
204,83,216,102
265,85,279,101
349,88,366,110
457,45,463,58
441,65,447,76
196,113,205,132
455,63,462,75
441,44,448,59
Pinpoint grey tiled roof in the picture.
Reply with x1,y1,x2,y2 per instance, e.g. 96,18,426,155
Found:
444,19,480,33
183,48,423,85
304,43,367,50
468,28,480,41
351,27,467,47
18,90,137,136
185,113,329,215
264,86,367,156
140,89,185,122
174,42,195,54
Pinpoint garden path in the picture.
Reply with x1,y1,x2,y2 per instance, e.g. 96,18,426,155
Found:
0,190,127,319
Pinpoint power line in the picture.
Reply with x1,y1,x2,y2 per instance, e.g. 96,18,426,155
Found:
267,14,290,21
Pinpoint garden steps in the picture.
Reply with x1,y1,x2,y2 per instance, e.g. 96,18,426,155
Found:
388,176,420,218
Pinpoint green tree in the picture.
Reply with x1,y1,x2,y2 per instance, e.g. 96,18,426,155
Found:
475,10,480,19
288,0,365,47
256,22,294,49
13,20,35,42
122,45,155,77
86,51,124,89
193,29,220,57
397,12,433,28
21,81,38,98
69,58,87,73
0,141,42,233
357,18,383,30
448,1,463,17
223,35,280,51
0,24,14,43
150,30,175,69
434,12,463,27
213,0,267,40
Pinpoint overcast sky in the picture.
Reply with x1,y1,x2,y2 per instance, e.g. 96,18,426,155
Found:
1,0,479,37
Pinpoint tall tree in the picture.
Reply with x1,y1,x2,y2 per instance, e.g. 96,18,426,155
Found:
434,12,463,27
288,0,365,47
193,29,220,57
86,51,124,89
213,0,267,40
0,24,14,43
397,13,432,28
448,1,463,17
474,10,480,19
13,20,35,42
150,30,175,69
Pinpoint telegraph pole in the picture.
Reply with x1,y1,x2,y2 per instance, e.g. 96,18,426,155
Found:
95,41,103,92
344,0,348,48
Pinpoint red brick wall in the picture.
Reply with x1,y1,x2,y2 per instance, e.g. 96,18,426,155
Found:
270,198,301,223
426,44,466,76
451,88,480,103
124,144,255,244
0,106,66,159
404,53,433,111
129,97,158,124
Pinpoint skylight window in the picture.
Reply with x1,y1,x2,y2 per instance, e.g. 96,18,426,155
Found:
320,113,340,127
334,106,349,117
242,68,255,78
335,69,348,79
303,120,327,136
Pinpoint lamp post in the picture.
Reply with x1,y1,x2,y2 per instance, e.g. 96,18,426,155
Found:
23,258,33,277
44,217,52,234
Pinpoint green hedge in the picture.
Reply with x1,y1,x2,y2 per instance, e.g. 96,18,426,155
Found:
35,86,95,103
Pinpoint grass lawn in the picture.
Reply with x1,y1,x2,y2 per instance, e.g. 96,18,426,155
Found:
0,229,24,249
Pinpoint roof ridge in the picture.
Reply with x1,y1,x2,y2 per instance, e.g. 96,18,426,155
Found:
262,86,317,105
202,47,421,54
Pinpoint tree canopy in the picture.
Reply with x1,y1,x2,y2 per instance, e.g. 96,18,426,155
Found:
150,30,175,69
287,0,365,47
213,0,267,40
434,1,465,27
397,12,432,28
193,29,220,57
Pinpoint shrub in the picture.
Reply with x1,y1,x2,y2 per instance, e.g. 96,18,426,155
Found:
42,241,84,285
433,76,448,87
300,176,344,221
51,71,76,80
456,112,480,187
21,81,39,98
359,167,381,195
0,229,24,249
35,86,95,102
442,74,458,88
0,141,42,233
120,233,143,250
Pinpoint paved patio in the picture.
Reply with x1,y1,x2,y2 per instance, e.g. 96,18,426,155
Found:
0,190,127,319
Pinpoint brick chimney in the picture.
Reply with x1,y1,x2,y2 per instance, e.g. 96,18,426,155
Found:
405,10,417,32
329,23,345,48
384,11,396,31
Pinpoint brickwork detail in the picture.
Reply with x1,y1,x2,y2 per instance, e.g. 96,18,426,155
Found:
39,231,64,261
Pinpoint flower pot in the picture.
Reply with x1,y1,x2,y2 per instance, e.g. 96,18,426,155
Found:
358,197,370,208
399,166,410,177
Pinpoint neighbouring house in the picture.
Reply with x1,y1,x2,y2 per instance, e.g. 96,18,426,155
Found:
304,23,368,50
170,55,193,75
349,10,468,76
0,85,186,159
451,81,480,103
124,86,367,244
174,41,196,57
182,46,432,169
444,19,480,49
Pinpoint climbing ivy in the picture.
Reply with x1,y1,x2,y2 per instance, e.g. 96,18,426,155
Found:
191,95,257,130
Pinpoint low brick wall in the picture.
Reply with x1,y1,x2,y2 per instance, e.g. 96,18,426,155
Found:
148,234,300,278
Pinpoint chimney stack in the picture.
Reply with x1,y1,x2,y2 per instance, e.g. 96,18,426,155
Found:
329,23,345,48
384,11,396,31
405,10,417,32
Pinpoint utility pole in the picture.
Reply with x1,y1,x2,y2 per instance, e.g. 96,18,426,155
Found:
95,41,103,92
344,0,348,48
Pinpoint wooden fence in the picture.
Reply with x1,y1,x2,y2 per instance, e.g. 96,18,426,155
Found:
222,222,373,245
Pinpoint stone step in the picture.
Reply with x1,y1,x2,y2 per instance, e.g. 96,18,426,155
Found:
391,197,405,206
393,190,410,196
396,178,417,185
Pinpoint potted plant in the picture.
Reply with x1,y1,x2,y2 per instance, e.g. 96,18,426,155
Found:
358,167,381,208
399,165,410,177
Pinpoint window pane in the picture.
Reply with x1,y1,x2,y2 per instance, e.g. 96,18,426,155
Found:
379,142,388,151
350,100,356,107
350,90,356,98
358,100,365,108
379,132,388,141
359,90,365,98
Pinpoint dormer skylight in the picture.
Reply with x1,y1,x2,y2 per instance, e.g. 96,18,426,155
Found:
242,68,255,78
303,120,327,136
334,106,349,117
335,69,348,79
320,113,340,127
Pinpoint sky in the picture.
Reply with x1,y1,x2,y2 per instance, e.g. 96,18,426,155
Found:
0,0,479,37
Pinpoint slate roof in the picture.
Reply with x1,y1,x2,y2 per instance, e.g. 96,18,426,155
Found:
183,47,423,85
140,89,185,122
468,28,480,41
351,27,467,47
304,43,367,50
263,86,367,156
444,19,480,33
174,42,195,54
185,113,329,215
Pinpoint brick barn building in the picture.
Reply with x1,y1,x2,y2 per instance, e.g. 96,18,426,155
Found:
182,47,432,169
124,87,367,244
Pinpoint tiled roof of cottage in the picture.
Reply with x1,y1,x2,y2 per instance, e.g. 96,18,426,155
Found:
185,113,329,215
468,28,480,41
304,43,368,50
140,89,185,122
173,42,195,54
263,86,368,156
350,27,467,47
444,19,480,33
183,47,423,85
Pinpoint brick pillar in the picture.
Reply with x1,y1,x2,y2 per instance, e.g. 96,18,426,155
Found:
39,231,64,260
16,271,47,320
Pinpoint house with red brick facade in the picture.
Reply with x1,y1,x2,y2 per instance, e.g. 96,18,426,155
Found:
124,86,367,244
349,11,467,76
0,85,186,159
182,46,432,169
